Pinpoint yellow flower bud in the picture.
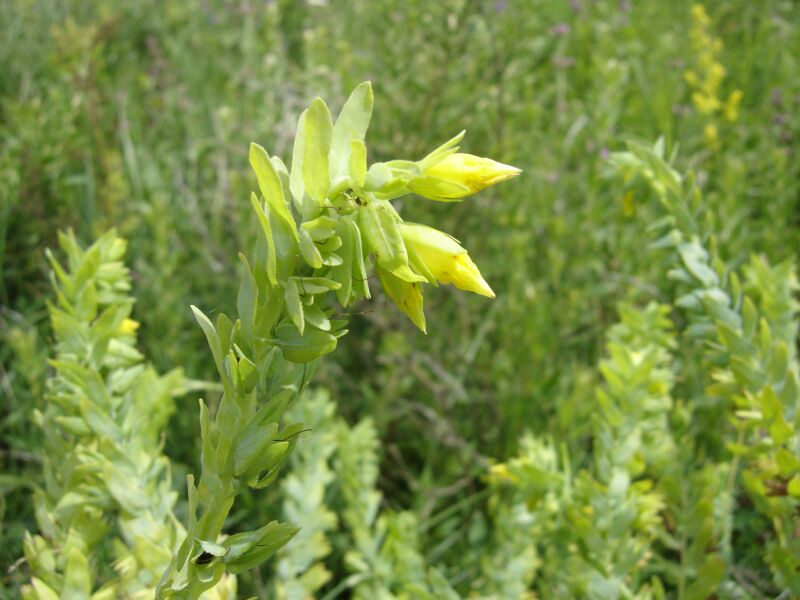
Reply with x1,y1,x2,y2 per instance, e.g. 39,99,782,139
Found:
400,223,495,298
411,153,521,201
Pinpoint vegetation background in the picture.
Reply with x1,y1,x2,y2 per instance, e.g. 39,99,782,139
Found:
1,0,799,598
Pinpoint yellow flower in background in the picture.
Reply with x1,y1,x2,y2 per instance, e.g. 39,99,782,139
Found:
488,463,519,484
707,62,725,88
724,89,743,122
691,3,710,26
622,189,636,217
400,223,495,298
118,318,140,335
704,123,719,149
691,91,720,115
411,153,521,201
685,3,741,149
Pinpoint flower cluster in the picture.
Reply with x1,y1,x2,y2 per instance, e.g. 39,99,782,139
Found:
683,4,742,149
331,118,519,334
362,134,518,331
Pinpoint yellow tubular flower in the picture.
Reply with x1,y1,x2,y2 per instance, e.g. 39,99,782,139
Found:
378,268,427,333
411,153,521,201
400,223,495,298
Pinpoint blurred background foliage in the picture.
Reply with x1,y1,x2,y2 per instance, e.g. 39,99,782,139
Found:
1,0,799,597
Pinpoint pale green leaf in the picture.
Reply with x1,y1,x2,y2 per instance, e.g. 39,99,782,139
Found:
303,98,333,203
249,142,299,241
331,81,373,183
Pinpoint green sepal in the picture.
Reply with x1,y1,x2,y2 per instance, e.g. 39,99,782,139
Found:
357,203,423,283
303,304,331,331
417,130,465,171
364,162,411,199
349,218,370,300
299,227,323,269
222,521,300,574
196,539,228,560
233,422,278,478
302,215,338,241
284,278,305,335
274,321,337,363
321,252,343,267
408,175,470,202
251,387,295,429
331,219,354,306
244,441,290,486
316,235,342,252
233,345,258,392
293,277,341,295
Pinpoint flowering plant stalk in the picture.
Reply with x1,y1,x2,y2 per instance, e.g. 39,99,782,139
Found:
22,230,197,599
609,139,800,593
156,82,519,597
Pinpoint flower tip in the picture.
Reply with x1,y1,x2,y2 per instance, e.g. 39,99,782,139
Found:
460,275,495,299
476,281,496,299
491,162,522,184
412,315,427,334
